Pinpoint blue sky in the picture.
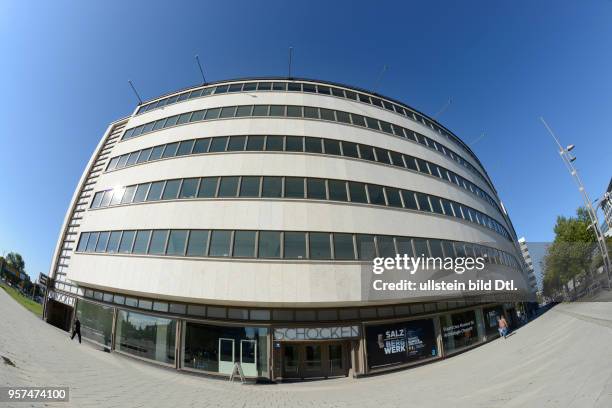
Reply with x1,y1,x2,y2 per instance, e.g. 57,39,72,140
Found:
0,1,610,279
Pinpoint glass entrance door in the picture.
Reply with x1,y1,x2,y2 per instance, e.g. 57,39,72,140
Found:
328,343,345,377
281,342,348,379
240,339,257,377
218,338,235,375
302,344,324,377
282,344,299,377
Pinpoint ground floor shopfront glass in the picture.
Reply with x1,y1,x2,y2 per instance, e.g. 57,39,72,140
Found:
364,318,438,372
115,310,177,365
441,309,482,354
182,322,268,378
75,300,114,347
280,341,350,379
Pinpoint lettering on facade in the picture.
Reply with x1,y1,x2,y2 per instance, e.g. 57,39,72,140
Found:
273,326,360,341
48,290,75,307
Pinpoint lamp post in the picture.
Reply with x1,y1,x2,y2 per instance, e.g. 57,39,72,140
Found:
540,117,612,289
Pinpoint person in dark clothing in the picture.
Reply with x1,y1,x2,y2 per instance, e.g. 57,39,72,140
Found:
71,318,81,343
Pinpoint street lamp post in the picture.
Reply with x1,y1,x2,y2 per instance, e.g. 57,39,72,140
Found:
540,117,612,289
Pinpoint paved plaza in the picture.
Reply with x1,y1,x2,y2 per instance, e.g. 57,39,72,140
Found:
1,290,612,407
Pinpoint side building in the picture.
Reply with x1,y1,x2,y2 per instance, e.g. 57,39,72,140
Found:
45,77,528,381
518,237,538,294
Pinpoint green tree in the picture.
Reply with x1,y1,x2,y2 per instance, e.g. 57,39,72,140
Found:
542,207,596,298
5,252,25,273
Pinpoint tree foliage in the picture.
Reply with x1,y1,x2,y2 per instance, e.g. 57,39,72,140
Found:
5,252,25,273
542,207,597,297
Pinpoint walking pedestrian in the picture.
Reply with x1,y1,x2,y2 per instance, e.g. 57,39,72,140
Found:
497,315,509,339
71,317,81,343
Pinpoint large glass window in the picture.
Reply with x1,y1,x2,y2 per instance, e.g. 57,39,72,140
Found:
342,142,359,158
233,231,256,257
118,231,135,253
218,177,239,197
246,135,265,151
283,232,306,259
333,234,355,260
305,137,323,153
284,177,304,198
192,138,210,154
146,181,165,201
209,231,232,257
186,230,209,257
106,231,122,253
149,230,169,255
132,230,151,254
265,135,283,151
162,142,179,158
85,232,99,252
261,177,282,198
183,322,268,376
115,310,176,365
285,136,303,152
198,177,218,198
121,186,137,204
95,232,110,252
328,180,347,201
239,176,260,197
167,230,188,256
416,193,431,212
349,182,368,203
209,136,228,152
377,236,395,257
76,300,114,347
323,139,341,155
176,140,195,156
162,179,181,200
227,136,246,151
258,231,280,258
367,185,386,205
306,178,326,200
356,235,376,260
309,233,331,259
179,178,199,199
385,187,402,207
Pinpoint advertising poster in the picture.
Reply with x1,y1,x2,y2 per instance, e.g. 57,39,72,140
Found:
365,318,437,369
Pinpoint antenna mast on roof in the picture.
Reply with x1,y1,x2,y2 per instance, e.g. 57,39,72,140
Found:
372,65,388,92
195,55,206,84
128,80,143,105
433,97,452,119
470,132,487,146
288,46,294,78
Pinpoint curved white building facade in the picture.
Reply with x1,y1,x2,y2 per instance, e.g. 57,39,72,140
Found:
45,78,527,380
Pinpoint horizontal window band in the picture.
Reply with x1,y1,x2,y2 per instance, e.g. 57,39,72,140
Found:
75,228,521,271
122,103,494,194
107,134,502,218
90,175,511,241
132,79,483,177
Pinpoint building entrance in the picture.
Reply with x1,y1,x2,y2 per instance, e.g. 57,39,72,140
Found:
281,341,348,379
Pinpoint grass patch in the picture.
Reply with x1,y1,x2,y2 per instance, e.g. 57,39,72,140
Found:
0,282,43,317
